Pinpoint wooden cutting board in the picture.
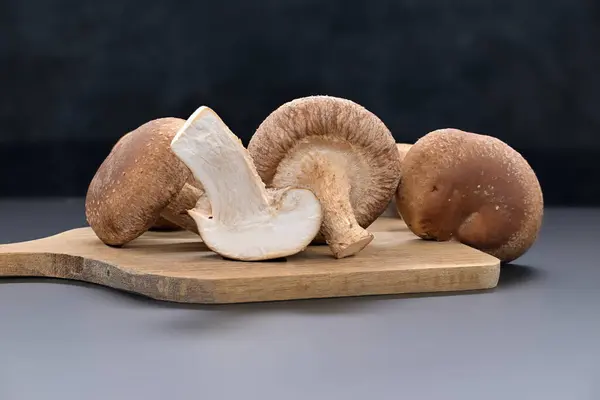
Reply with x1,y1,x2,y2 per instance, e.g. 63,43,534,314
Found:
0,217,500,304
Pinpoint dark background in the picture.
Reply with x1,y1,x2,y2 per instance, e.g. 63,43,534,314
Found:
1,0,599,205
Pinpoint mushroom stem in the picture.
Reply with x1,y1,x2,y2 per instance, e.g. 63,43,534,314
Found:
319,189,374,259
273,148,374,258
170,106,322,261
160,183,204,234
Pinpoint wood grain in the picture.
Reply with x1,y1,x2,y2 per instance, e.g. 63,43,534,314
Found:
0,217,500,304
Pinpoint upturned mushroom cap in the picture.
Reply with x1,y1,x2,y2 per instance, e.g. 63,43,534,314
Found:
171,105,323,261
396,128,544,263
86,117,201,246
247,95,401,258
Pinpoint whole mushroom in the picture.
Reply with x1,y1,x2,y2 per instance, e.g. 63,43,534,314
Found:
170,105,323,261
247,95,402,258
86,117,208,246
396,128,544,263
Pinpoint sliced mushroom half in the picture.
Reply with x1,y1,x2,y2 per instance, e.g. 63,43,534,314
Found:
170,106,323,261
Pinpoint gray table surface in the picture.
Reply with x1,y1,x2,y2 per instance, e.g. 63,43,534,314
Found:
0,198,598,400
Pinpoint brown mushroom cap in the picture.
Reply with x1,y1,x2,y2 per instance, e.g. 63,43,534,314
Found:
86,117,198,246
247,95,401,258
396,128,544,262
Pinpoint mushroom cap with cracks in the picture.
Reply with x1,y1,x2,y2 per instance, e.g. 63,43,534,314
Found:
86,117,204,246
247,95,401,258
396,128,544,263
170,106,323,261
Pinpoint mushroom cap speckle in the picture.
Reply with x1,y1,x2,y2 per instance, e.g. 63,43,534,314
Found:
248,95,401,230
85,117,192,246
396,128,544,262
